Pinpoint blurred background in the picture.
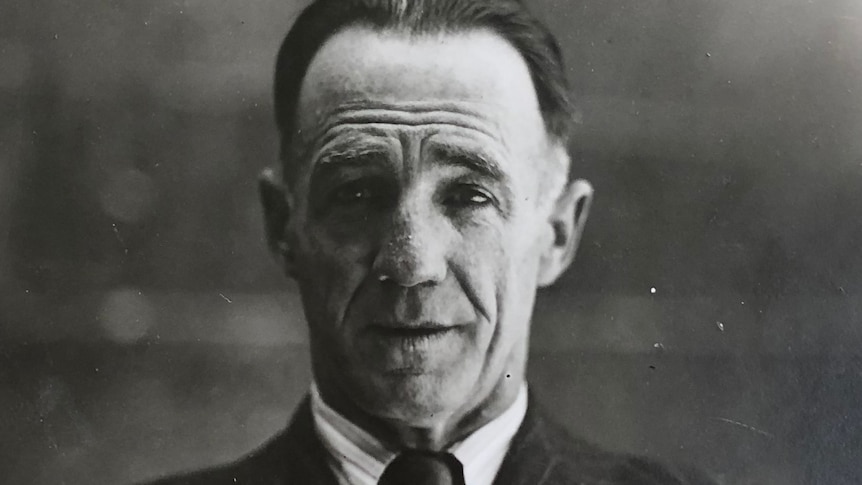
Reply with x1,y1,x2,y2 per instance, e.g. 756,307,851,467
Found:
1,0,861,483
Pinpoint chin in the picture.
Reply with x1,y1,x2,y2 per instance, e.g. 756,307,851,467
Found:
355,367,479,425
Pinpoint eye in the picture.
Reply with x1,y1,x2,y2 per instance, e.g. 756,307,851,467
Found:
327,178,394,212
444,184,496,209
332,180,375,205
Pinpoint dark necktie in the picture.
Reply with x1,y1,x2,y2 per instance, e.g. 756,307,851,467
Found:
378,450,466,485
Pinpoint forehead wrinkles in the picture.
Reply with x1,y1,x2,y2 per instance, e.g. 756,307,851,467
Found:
292,27,548,153
304,101,506,151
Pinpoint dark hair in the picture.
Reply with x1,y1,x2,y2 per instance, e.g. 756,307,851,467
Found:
274,0,574,155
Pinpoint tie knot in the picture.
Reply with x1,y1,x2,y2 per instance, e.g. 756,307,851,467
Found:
378,450,465,485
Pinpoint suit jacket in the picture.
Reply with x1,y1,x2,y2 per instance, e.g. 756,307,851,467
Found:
144,394,714,485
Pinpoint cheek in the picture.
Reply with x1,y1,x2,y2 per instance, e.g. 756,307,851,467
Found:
293,223,372,329
455,219,540,324
491,219,545,330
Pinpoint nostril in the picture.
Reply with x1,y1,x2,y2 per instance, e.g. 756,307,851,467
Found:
372,242,446,287
371,212,448,287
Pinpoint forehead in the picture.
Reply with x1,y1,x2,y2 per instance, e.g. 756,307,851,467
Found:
295,26,549,152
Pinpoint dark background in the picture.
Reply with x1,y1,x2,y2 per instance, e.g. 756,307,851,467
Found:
2,0,861,483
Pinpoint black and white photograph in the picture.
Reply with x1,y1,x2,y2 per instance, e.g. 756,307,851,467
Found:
1,0,861,484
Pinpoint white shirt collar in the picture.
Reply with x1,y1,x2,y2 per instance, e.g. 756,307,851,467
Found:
310,382,528,485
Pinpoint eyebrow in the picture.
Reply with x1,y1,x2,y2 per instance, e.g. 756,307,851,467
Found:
427,142,508,183
310,140,392,181
315,142,390,166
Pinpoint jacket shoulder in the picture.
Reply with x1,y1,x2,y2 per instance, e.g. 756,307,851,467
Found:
139,436,293,485
496,395,716,485
138,398,336,485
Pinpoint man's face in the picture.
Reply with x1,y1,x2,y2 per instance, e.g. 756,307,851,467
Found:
275,27,586,426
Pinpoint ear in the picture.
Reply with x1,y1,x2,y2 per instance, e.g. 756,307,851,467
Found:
537,178,594,287
258,167,295,276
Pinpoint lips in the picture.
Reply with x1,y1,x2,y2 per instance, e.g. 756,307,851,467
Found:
365,320,465,344
358,321,467,372
368,318,457,332
369,324,455,338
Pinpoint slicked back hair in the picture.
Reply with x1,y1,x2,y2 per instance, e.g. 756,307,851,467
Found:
274,0,575,174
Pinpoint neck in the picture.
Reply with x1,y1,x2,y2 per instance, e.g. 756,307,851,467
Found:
315,366,526,451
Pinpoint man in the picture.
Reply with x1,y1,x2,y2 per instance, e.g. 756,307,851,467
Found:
148,0,713,483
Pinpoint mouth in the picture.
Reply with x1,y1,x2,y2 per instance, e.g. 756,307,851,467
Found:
365,322,463,343
358,322,468,373
370,325,454,338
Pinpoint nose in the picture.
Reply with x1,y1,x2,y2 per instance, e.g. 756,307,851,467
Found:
372,203,448,287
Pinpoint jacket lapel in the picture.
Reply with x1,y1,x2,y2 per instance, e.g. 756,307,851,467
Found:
259,397,340,485
491,394,559,485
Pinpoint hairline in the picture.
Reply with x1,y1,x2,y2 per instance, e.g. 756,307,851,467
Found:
282,24,545,149
275,4,575,185
281,24,570,171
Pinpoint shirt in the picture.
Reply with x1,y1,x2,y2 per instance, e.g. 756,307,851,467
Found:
310,382,529,485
